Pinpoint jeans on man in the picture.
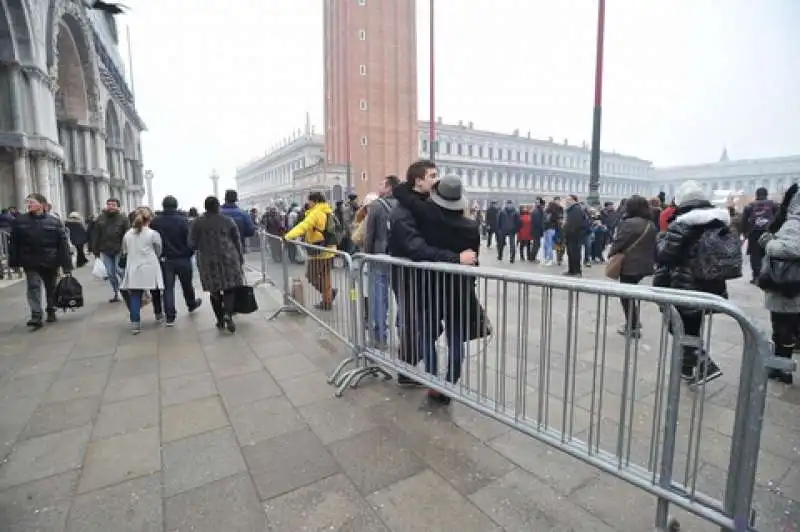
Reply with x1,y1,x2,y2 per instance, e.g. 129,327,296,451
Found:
543,229,556,261
25,268,58,319
100,253,123,295
583,233,593,263
161,258,198,321
369,266,390,344
425,326,465,384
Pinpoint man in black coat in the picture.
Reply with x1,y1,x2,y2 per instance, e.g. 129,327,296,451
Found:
151,196,202,326
9,193,72,328
485,201,499,248
388,160,476,385
562,195,585,276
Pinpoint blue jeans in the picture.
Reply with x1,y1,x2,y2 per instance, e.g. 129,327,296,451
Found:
543,229,556,261
424,326,465,383
583,233,593,263
369,267,390,343
100,253,123,294
161,258,197,320
127,289,143,323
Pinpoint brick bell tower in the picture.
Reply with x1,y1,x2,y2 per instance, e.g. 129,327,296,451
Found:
323,0,419,198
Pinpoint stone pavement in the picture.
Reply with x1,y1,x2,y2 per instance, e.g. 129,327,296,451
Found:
0,253,796,531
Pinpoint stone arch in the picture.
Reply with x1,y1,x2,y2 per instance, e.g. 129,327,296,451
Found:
1,0,34,63
104,102,120,145
54,22,88,121
47,0,100,121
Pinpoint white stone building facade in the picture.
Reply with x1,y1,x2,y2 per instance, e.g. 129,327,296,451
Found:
650,152,800,202
0,0,146,217
236,125,324,209
421,120,652,207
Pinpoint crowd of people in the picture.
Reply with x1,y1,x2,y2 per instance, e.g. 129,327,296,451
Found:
4,189,255,334
4,161,796,393
259,160,797,405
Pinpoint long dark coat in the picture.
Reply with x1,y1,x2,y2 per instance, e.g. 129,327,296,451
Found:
189,212,244,292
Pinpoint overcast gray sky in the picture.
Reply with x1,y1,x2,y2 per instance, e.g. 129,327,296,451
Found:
121,0,800,210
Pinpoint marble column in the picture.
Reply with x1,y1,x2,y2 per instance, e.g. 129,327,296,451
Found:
87,177,97,215
68,128,78,174
8,64,22,132
95,131,107,176
12,150,29,207
35,156,50,201
83,128,93,174
99,180,110,204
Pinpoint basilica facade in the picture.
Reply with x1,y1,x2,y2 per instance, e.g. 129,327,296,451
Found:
0,0,145,217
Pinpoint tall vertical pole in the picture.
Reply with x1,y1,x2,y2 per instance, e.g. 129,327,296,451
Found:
587,0,605,207
126,25,136,101
343,2,352,195
428,0,436,163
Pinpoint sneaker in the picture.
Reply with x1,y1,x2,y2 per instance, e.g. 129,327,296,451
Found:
27,318,43,330
223,315,236,333
45,310,57,323
188,299,202,312
131,322,142,335
215,319,225,330
165,318,176,327
155,313,164,324
692,360,723,386
425,389,451,406
109,294,121,303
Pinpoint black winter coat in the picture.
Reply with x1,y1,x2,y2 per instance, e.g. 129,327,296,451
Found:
151,209,193,260
393,183,485,340
9,212,72,271
653,200,731,303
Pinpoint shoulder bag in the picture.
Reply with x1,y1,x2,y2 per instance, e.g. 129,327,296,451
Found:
606,223,652,280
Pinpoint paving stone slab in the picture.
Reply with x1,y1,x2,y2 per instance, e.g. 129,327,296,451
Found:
229,395,306,447
102,373,158,404
0,470,78,532
67,474,162,532
162,427,247,497
78,426,161,494
164,473,267,532
215,370,282,409
161,395,229,443
92,394,159,440
264,473,389,531
242,427,340,500
160,372,217,407
60,354,114,379
23,396,101,440
41,373,108,404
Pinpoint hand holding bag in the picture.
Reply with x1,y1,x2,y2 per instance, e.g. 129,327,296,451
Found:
233,269,259,314
606,224,652,280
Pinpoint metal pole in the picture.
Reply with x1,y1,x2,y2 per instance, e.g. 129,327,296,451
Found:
429,0,436,163
587,0,605,207
343,2,353,194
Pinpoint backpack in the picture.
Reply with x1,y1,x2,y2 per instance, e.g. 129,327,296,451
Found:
690,226,743,281
322,213,344,247
748,202,775,231
54,275,84,311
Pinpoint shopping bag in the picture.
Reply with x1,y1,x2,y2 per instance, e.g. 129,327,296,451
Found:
233,284,259,314
92,258,107,280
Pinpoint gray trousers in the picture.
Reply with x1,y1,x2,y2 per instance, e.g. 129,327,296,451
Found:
25,268,58,318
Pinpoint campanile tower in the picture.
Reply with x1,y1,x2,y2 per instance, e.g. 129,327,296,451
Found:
323,0,418,198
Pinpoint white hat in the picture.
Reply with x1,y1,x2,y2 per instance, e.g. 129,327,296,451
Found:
675,180,707,206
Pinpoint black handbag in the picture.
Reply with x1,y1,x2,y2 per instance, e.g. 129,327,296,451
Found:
757,256,800,297
233,284,259,314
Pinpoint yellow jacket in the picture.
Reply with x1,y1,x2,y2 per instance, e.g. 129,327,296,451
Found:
285,202,337,259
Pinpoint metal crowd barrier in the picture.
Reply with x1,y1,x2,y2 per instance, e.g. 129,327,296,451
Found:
0,231,21,280
254,240,792,531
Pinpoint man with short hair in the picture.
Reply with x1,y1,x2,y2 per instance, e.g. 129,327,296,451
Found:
91,198,130,302
221,189,256,248
363,174,400,346
563,194,585,276
9,193,72,328
389,160,476,385
151,195,202,326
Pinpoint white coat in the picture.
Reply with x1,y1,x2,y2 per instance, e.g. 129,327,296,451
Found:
120,227,164,290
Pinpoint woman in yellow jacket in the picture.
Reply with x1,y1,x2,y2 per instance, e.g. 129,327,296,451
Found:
284,192,337,309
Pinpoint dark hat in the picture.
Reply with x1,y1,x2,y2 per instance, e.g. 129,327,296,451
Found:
430,175,466,211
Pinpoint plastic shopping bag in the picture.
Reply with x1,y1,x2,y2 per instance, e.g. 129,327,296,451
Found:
92,258,107,280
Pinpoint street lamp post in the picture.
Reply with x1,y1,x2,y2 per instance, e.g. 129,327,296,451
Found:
429,0,436,163
587,0,606,207
144,169,154,209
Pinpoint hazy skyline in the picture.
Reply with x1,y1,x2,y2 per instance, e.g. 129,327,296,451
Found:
121,0,800,209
